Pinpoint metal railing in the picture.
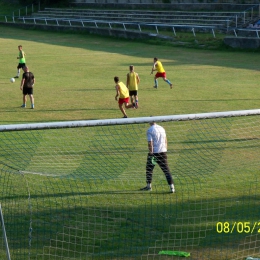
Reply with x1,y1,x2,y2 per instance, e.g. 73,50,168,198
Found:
1,15,219,38
235,4,260,26
232,28,260,38
2,4,259,37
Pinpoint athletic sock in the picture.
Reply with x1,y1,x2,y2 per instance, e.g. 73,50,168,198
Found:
166,79,171,85
154,79,158,87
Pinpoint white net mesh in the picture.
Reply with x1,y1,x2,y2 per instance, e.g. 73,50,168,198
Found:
0,111,260,260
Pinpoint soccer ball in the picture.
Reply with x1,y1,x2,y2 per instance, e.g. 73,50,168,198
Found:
10,78,15,83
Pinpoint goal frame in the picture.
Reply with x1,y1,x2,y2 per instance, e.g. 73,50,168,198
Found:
0,109,259,132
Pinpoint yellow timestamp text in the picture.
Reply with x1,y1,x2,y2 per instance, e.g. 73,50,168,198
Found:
216,222,260,234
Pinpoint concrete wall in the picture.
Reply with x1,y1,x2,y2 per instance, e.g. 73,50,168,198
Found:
224,36,260,49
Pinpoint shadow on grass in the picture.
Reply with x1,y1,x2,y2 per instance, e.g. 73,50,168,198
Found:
0,24,259,72
1,172,260,260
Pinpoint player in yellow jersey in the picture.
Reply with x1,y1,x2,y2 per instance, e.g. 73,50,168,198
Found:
126,65,140,108
150,57,173,89
14,45,26,78
114,76,134,118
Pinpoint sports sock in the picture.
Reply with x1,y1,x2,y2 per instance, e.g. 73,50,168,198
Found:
165,79,171,85
154,79,158,87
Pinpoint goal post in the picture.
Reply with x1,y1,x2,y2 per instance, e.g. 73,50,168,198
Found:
0,204,11,260
0,109,260,260
0,108,260,132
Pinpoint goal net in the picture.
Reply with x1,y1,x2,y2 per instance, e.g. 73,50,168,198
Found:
0,109,260,260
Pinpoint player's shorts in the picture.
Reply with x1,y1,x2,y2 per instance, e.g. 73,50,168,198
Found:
17,63,26,69
23,87,33,95
155,72,166,78
118,97,129,105
129,90,138,96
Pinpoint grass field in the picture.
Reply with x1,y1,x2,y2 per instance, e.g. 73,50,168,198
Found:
0,23,260,260
0,25,260,124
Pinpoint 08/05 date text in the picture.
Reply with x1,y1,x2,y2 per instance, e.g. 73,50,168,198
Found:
216,222,260,234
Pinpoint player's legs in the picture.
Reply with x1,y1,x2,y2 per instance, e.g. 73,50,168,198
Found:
21,87,28,107
129,91,138,108
124,101,134,109
142,154,155,190
21,94,27,107
130,95,134,104
16,64,20,78
134,95,138,108
163,77,173,89
119,103,127,118
155,153,174,185
29,94,34,109
16,63,25,78
26,88,34,108
154,75,158,89
124,97,135,109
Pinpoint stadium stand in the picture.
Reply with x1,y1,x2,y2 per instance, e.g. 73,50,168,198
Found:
29,7,254,31
1,1,259,47
31,9,240,28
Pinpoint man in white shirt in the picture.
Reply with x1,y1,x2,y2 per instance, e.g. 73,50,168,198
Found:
140,121,175,193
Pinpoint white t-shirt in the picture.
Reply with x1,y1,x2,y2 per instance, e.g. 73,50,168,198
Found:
146,124,167,153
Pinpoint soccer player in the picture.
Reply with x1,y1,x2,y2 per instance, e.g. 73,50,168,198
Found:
114,76,134,118
15,45,26,78
140,121,175,193
126,65,140,108
150,57,173,89
20,66,35,109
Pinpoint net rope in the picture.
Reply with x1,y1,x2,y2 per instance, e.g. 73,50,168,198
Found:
0,112,260,260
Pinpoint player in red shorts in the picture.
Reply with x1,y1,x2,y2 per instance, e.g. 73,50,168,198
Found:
114,76,135,118
150,57,173,89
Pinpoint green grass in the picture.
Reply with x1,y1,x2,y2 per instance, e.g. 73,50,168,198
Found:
0,25,260,124
0,21,260,260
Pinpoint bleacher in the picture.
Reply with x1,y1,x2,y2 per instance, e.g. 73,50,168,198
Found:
30,8,244,30
2,1,258,43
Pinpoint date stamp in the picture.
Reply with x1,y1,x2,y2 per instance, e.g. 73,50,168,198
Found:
216,222,260,234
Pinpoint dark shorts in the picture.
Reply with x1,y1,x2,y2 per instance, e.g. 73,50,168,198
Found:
23,87,33,95
118,97,129,105
129,90,138,96
155,72,166,78
17,63,26,69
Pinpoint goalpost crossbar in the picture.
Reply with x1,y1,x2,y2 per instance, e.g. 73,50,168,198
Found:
0,109,259,132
